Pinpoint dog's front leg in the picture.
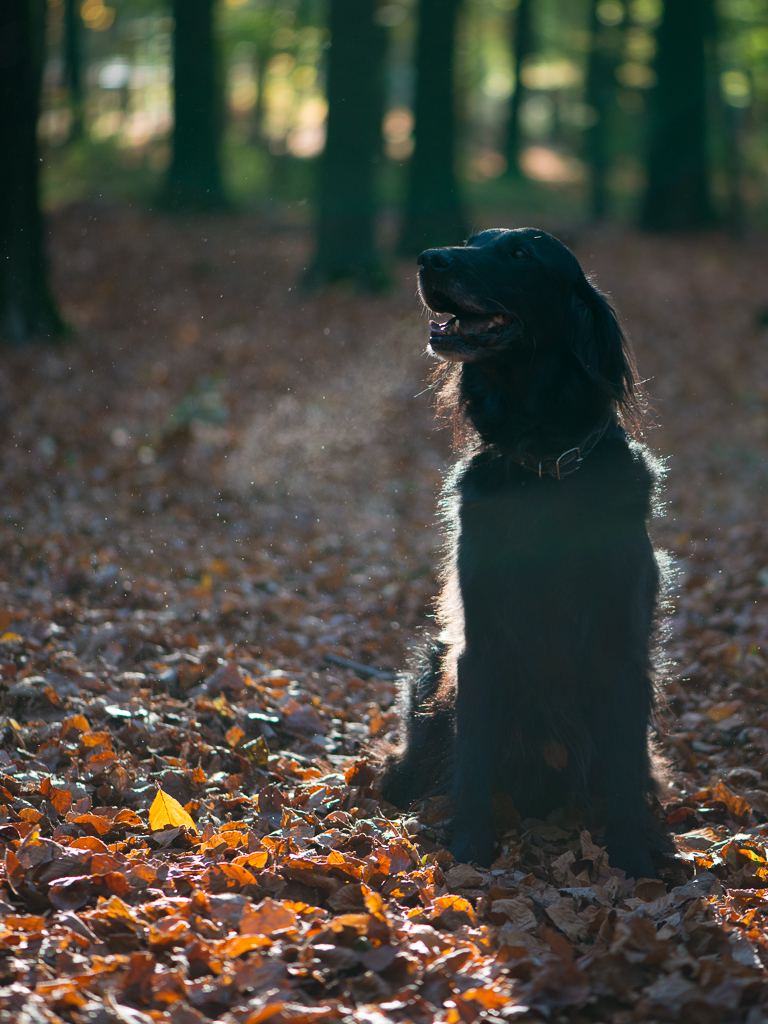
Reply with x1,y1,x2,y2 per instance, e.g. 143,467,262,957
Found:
449,649,496,866
596,680,658,880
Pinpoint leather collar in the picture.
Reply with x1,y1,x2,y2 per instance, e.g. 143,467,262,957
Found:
511,418,616,480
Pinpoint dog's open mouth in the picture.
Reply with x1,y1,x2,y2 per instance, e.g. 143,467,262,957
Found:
430,312,512,341
427,310,517,361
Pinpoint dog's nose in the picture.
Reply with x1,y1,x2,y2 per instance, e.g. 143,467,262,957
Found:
417,249,452,269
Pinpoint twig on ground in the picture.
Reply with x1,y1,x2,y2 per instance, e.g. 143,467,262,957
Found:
324,653,396,680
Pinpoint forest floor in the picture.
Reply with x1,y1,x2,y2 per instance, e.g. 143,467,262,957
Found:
1,204,768,1023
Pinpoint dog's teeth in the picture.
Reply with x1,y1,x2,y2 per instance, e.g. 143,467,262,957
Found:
492,315,505,324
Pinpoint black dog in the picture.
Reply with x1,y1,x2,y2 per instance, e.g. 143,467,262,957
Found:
380,227,672,880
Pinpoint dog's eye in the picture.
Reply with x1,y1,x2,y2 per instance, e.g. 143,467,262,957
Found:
512,249,529,259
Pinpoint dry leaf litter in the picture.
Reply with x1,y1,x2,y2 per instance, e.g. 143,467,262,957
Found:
0,206,768,1022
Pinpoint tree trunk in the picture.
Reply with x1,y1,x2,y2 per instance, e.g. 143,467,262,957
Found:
248,0,276,148
305,0,386,287
584,0,623,220
162,0,227,210
723,101,745,235
504,0,533,178
250,44,270,146
640,0,716,231
63,0,84,140
0,0,65,345
398,0,466,256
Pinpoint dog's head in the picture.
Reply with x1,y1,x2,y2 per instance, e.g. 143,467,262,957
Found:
418,227,636,412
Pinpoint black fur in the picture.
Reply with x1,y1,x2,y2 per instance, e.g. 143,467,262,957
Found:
380,228,673,880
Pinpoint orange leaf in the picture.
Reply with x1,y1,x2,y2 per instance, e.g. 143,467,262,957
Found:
463,988,510,1011
50,788,73,815
80,731,113,749
218,864,257,885
149,789,197,833
6,915,45,932
199,831,246,853
712,781,752,824
68,813,114,836
226,725,245,748
69,836,109,853
240,898,298,935
90,853,122,873
217,934,272,957
363,886,385,917
232,850,269,870
43,686,62,706
114,809,142,827
430,894,477,923
60,714,90,739
104,871,130,897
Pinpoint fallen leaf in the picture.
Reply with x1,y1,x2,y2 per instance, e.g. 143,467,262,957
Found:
149,789,198,833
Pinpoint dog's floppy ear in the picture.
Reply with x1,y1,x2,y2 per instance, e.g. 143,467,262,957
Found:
569,275,637,414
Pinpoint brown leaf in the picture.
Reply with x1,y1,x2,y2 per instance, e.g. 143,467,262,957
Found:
712,780,752,824
344,760,377,788
444,863,485,889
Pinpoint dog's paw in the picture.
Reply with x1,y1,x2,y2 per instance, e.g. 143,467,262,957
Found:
450,824,495,867
604,832,656,881
379,761,416,809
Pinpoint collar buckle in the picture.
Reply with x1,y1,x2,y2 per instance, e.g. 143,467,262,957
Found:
554,447,582,481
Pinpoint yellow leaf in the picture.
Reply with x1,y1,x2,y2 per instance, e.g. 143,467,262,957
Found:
0,633,23,642
242,735,270,767
708,701,741,722
149,789,197,833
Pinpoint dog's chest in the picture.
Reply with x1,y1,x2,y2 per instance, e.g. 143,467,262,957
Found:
451,452,647,572
457,471,591,557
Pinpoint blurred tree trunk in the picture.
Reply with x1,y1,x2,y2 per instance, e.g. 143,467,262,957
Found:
724,100,745,235
162,0,227,210
398,0,466,256
250,43,271,146
305,0,386,287
63,0,84,140
249,0,276,147
640,0,716,231
0,0,65,345
504,0,533,178
584,0,623,220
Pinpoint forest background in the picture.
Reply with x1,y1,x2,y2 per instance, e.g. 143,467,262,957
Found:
2,1,768,1022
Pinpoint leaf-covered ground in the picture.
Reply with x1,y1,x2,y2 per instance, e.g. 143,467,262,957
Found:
1,206,768,1023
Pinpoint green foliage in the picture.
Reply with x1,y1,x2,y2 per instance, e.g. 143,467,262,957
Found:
37,0,768,225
